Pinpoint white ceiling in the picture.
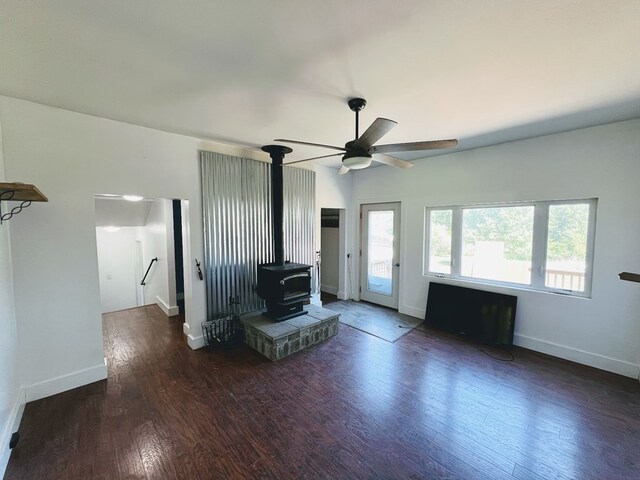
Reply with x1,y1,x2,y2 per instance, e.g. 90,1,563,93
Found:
2,1,639,167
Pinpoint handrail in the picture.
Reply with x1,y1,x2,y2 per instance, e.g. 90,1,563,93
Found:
141,257,158,286
279,272,309,285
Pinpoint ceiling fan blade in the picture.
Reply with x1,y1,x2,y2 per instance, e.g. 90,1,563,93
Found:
373,154,415,169
352,118,397,150
284,152,344,165
274,139,346,152
372,139,458,154
337,165,350,175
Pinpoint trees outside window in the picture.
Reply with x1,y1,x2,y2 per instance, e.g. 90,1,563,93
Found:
425,199,596,297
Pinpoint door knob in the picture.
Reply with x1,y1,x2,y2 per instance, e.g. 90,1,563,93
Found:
394,263,400,267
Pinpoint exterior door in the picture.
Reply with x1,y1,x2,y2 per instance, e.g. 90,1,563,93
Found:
360,202,400,309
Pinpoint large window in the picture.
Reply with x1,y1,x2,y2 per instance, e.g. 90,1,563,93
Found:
424,199,596,297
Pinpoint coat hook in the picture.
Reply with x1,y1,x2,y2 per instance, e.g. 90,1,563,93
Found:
195,259,203,281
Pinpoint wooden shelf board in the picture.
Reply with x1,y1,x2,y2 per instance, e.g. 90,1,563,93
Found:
0,182,48,202
618,272,640,283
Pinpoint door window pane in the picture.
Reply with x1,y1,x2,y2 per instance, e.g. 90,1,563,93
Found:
545,203,590,291
461,206,534,284
428,210,452,274
367,210,394,295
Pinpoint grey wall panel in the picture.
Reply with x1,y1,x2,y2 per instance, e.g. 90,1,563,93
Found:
284,165,316,276
200,151,315,317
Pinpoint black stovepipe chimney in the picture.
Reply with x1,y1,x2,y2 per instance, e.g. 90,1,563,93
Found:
261,145,293,266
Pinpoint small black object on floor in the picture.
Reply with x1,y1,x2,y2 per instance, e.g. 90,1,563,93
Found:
9,432,19,449
202,313,244,348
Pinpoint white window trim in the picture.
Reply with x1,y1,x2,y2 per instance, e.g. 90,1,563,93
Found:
424,199,597,298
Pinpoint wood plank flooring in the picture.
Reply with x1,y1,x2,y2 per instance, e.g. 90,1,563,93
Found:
5,299,640,479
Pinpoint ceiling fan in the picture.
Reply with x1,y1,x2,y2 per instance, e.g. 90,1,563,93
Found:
277,98,458,175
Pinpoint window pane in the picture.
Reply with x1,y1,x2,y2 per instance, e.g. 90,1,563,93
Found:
367,210,394,295
428,210,452,274
545,203,590,291
461,206,534,284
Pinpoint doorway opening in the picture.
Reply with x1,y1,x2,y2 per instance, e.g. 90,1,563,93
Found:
320,207,347,305
172,199,185,315
94,195,188,319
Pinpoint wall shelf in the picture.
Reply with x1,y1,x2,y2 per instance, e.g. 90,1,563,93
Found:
618,272,640,284
0,182,48,223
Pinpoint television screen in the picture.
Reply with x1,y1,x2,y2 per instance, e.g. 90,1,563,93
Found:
425,282,517,347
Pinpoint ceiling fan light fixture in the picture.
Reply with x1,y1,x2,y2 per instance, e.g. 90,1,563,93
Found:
342,153,372,170
122,194,144,202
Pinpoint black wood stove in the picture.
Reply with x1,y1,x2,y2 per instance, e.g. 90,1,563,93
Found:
257,145,311,322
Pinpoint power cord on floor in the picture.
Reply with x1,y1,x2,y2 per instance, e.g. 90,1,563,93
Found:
476,347,515,362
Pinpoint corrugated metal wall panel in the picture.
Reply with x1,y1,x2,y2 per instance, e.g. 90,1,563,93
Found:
200,151,315,317
284,165,316,274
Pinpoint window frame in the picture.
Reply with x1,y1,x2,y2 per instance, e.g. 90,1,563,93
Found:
424,198,597,298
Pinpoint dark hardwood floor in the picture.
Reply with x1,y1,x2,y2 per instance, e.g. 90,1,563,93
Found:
6,299,640,479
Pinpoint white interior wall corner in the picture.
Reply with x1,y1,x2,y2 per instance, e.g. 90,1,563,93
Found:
351,118,640,377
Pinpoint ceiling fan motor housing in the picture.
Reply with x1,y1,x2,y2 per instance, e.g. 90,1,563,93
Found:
347,97,367,112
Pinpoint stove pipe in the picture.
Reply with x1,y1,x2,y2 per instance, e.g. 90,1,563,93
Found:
261,145,293,266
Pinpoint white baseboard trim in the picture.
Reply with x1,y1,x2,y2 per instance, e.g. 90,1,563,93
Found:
1,388,25,479
514,333,640,379
337,290,347,300
320,284,338,296
156,296,179,317
399,304,424,319
396,302,638,378
187,333,205,350
24,359,108,402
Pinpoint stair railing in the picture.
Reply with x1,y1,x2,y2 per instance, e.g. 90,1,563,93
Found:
141,257,158,286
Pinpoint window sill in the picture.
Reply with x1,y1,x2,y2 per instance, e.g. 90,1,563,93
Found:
424,273,592,300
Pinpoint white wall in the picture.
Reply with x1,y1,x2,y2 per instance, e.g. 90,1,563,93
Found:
320,226,340,294
140,198,177,315
351,119,640,377
95,226,139,313
0,96,207,400
0,115,24,478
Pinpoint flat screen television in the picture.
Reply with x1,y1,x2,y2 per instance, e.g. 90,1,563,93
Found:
425,282,517,347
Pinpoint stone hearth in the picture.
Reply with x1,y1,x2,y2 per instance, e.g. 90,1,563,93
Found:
241,304,339,361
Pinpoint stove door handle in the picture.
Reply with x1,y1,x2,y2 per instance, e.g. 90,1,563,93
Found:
280,272,309,285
